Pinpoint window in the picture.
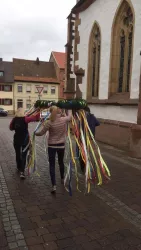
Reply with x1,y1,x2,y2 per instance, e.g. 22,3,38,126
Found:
17,99,23,108
0,85,12,91
26,85,31,93
0,71,4,77
3,85,12,92
26,102,31,109
43,86,48,94
51,86,56,94
87,22,101,99
26,99,31,109
109,2,134,94
26,103,31,109
17,85,22,93
118,30,125,92
3,99,12,105
63,73,65,81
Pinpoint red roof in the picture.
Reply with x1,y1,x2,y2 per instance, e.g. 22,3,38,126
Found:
14,76,59,84
52,52,66,69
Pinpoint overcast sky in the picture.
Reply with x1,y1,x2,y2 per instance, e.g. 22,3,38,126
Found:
0,0,76,61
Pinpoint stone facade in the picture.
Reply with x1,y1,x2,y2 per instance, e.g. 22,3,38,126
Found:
14,79,59,111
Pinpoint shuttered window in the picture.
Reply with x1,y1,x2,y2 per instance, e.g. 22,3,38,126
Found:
17,85,23,92
43,86,48,94
0,99,12,105
26,85,31,93
51,86,56,94
4,85,12,92
0,85,12,91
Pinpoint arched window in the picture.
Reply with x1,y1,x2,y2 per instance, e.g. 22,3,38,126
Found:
87,22,101,99
109,0,134,95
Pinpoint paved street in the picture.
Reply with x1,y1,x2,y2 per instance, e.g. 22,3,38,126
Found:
1,118,141,250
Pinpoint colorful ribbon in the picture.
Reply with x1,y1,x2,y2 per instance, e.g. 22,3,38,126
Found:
25,105,111,195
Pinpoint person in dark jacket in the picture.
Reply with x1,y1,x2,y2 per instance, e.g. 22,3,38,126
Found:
84,106,100,136
9,108,40,179
79,106,100,172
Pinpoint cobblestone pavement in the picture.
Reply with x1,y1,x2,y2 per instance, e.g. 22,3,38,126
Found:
1,118,141,249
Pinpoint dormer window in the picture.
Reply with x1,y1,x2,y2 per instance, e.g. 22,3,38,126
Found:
0,71,4,77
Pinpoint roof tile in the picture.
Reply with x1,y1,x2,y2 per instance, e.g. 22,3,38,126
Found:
14,76,59,84
0,61,14,83
13,58,57,78
52,52,66,69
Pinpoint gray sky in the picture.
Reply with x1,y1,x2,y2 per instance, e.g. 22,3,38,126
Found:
0,0,76,61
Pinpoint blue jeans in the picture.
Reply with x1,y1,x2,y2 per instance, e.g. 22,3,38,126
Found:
48,147,65,186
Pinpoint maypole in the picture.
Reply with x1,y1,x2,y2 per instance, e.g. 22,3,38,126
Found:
25,99,111,195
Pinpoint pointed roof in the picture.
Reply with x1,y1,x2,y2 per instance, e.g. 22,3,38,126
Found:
52,52,66,69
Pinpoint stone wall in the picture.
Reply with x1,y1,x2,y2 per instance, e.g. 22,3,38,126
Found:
96,118,141,158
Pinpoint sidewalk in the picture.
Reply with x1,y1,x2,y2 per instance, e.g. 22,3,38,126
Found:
1,118,141,249
99,143,141,213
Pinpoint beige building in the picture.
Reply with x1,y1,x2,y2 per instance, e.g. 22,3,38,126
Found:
0,60,14,113
13,58,59,111
14,77,59,110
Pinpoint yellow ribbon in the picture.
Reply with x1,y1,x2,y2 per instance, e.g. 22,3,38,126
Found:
67,123,81,192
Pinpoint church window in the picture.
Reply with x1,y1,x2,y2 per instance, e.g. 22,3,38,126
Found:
127,26,133,92
118,30,125,92
109,0,134,95
87,22,101,99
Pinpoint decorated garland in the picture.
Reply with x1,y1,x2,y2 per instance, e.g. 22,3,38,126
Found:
25,99,111,195
34,99,87,110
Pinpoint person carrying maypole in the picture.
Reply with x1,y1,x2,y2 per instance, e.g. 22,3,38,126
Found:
9,108,40,179
35,106,72,193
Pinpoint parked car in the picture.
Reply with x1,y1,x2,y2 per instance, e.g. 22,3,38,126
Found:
40,110,49,118
0,108,8,117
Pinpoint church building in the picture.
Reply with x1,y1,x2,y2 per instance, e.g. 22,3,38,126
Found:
65,0,141,157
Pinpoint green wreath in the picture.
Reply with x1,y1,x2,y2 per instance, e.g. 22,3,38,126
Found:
34,99,87,110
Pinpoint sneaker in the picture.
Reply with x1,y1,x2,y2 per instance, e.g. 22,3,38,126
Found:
20,172,25,179
51,185,56,193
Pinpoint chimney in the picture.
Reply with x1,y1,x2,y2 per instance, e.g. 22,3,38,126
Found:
0,58,3,62
36,57,39,65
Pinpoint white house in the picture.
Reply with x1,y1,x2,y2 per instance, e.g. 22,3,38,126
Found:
65,0,141,157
